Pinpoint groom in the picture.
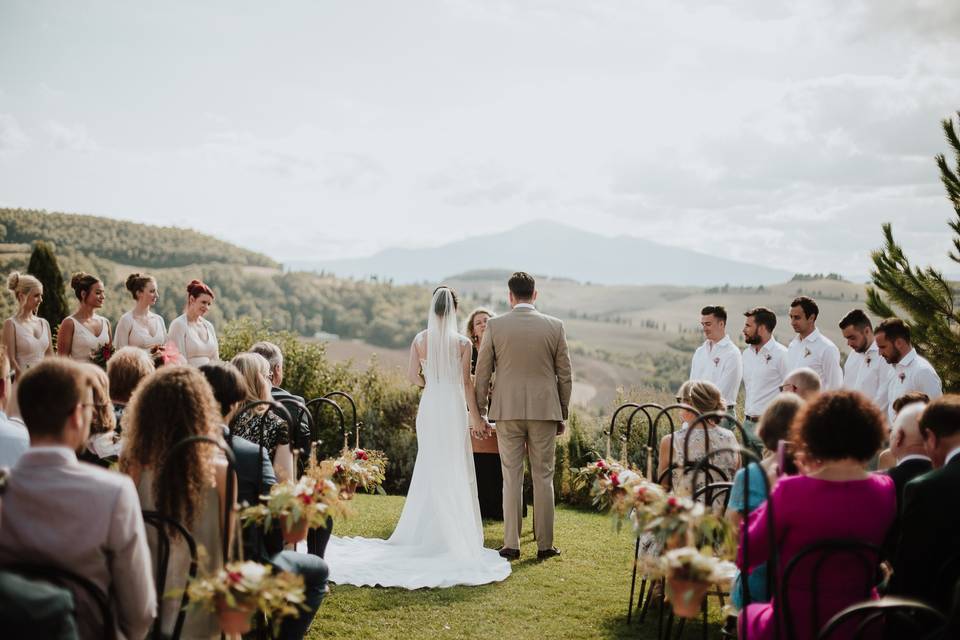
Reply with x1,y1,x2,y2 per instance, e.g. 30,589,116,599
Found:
475,272,573,561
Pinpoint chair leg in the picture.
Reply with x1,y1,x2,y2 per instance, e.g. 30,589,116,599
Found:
635,578,648,625
628,538,640,622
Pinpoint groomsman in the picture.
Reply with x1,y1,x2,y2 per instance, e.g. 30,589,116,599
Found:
689,306,742,411
874,318,942,423
740,307,788,449
839,309,893,415
785,296,842,390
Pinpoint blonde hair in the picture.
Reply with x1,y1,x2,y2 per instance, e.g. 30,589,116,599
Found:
678,380,725,416
107,346,155,402
80,362,116,435
231,352,272,405
465,308,495,346
7,272,42,305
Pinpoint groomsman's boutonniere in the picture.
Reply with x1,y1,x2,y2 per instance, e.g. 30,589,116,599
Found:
764,353,772,364
899,372,906,383
803,348,812,358
866,356,872,366
713,357,720,368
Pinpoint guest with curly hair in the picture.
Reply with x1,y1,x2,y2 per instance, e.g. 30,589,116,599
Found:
737,390,895,640
57,271,111,362
120,366,232,639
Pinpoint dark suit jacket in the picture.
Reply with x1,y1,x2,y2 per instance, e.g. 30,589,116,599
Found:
222,426,282,560
888,455,960,612
882,457,933,561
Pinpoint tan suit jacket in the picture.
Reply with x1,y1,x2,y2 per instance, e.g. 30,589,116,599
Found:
0,447,157,640
475,306,573,422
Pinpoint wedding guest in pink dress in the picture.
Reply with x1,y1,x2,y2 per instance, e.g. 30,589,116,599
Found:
57,272,111,362
2,272,53,417
167,279,219,366
738,390,895,640
114,272,167,351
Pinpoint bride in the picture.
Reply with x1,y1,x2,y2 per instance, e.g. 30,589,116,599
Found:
324,286,512,589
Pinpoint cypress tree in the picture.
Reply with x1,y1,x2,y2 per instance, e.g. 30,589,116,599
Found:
27,241,70,334
867,111,960,392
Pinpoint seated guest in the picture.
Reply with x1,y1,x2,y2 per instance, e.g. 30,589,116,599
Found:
738,390,895,640
889,395,960,612
106,346,155,430
780,367,821,401
77,363,120,468
200,362,329,640
0,359,156,639
657,379,739,492
877,391,930,470
249,341,311,453
231,352,295,482
0,345,28,467
882,403,932,562
726,393,804,610
120,366,231,639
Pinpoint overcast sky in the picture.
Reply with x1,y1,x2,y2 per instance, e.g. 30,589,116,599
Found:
1,1,958,276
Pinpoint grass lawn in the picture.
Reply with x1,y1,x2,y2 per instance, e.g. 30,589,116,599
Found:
307,494,723,639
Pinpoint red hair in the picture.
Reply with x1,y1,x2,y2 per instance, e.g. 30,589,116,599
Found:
186,279,215,300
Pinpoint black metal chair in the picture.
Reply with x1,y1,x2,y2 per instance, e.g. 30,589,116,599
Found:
141,511,198,640
305,396,347,456
323,391,362,449
817,596,946,638
2,563,115,640
304,396,348,559
780,539,882,640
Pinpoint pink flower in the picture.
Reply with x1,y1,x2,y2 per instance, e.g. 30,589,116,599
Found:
610,472,620,487
299,493,314,505
596,459,606,470
227,571,243,585
354,449,369,461
667,496,678,508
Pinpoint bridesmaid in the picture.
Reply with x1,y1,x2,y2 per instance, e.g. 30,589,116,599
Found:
2,272,53,417
167,279,219,366
57,272,111,362
114,273,167,351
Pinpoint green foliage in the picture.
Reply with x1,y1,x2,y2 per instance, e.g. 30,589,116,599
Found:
27,241,69,333
867,111,960,391
2,208,277,269
219,319,421,494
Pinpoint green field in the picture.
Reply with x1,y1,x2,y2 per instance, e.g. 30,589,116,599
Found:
308,494,722,640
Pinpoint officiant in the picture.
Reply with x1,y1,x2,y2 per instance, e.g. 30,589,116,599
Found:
467,307,504,520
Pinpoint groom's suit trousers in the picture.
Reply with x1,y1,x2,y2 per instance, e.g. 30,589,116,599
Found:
496,419,557,551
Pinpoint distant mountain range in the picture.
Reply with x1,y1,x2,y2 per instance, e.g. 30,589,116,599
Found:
288,221,793,286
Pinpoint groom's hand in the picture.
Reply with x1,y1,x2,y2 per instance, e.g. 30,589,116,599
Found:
556,421,566,436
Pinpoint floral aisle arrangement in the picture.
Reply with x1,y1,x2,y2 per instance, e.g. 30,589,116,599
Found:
186,560,306,634
659,546,730,618
328,447,388,499
240,460,349,544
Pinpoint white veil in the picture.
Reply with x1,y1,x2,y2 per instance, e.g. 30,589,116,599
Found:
424,287,461,384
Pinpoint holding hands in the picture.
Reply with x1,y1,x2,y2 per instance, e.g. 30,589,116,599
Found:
471,416,495,440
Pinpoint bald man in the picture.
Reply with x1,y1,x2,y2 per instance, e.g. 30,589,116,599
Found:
780,367,821,401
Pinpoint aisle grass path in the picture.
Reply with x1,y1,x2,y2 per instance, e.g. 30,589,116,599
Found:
307,494,722,639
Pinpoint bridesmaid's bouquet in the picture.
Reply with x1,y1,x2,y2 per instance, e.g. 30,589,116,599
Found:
186,560,306,635
240,461,349,544
90,343,114,369
328,447,388,499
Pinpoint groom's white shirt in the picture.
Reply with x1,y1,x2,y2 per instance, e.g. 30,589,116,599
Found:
513,303,535,310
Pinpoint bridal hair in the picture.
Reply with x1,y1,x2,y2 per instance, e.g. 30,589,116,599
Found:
125,272,155,299
186,279,215,300
70,271,100,301
432,286,459,316
120,365,220,530
17,358,92,439
508,272,535,300
7,271,42,302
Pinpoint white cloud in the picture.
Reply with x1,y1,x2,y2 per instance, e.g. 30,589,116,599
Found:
44,121,98,152
0,114,30,157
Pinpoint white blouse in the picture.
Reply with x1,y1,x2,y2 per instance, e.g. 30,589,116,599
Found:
11,316,50,372
167,314,219,366
67,315,110,362
114,311,167,350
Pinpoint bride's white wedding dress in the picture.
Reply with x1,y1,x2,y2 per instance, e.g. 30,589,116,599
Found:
324,289,511,589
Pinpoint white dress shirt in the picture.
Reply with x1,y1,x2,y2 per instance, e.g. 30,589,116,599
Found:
886,348,943,422
0,410,29,468
945,446,960,467
689,335,743,407
843,341,893,415
741,336,789,418
786,328,843,390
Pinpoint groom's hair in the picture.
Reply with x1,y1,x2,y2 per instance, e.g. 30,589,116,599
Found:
508,272,536,300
